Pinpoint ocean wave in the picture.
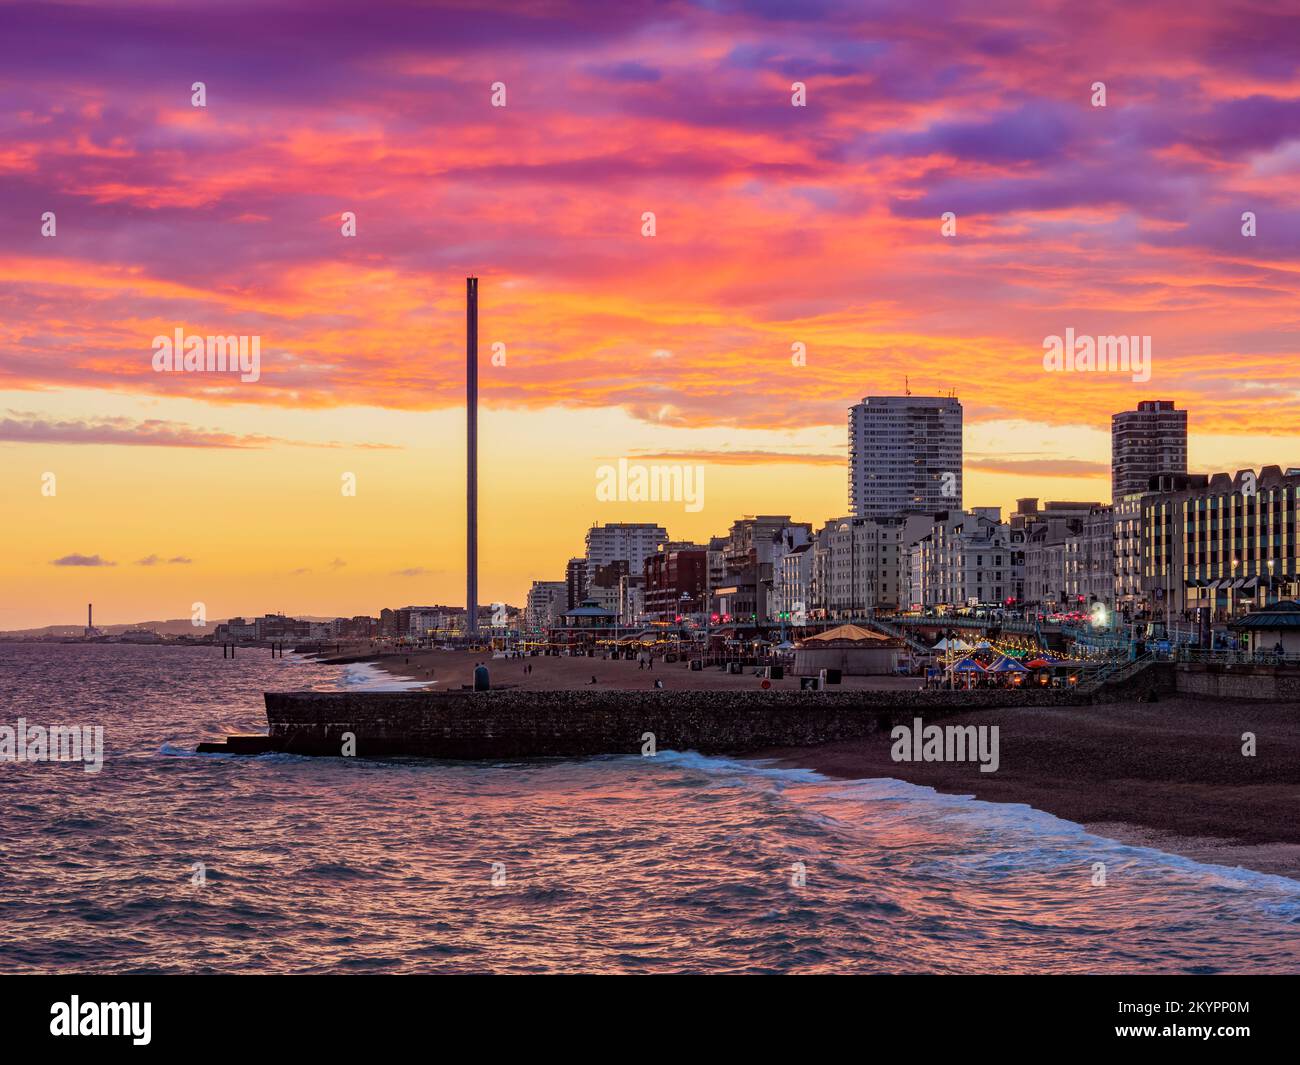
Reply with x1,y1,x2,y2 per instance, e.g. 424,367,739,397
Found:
649,749,1300,897
330,662,432,692
5,643,1298,974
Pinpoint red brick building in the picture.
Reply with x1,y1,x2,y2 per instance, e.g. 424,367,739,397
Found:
644,548,707,620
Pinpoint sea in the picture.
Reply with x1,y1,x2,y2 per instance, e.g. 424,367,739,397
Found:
0,642,1297,974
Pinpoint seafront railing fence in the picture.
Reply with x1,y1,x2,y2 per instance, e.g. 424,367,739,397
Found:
1059,626,1130,651
885,615,1050,636
861,617,933,654
1175,648,1300,667
1075,652,1165,693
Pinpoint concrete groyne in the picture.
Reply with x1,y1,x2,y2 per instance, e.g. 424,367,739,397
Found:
189,659,1294,760
238,687,1087,759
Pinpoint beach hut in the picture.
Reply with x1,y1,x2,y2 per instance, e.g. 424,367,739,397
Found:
794,624,900,676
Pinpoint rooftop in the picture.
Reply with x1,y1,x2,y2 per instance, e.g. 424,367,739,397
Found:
1231,602,1300,630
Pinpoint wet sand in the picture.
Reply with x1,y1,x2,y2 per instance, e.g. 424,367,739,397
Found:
754,699,1300,879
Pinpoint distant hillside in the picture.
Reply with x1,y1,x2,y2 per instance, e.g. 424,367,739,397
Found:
0,615,354,638
1,618,219,638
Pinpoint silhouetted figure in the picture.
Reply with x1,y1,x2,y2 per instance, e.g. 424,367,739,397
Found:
474,663,490,691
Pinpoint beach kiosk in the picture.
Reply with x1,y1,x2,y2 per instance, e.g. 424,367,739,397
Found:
1230,600,1300,657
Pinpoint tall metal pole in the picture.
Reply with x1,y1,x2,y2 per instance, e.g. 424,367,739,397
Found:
466,276,479,636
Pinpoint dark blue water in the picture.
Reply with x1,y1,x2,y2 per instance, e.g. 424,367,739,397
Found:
1,643,1297,973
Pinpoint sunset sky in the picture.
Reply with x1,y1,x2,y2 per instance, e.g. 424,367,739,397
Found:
2,0,1299,628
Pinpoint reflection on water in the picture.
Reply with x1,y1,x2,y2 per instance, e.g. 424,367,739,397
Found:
0,643,1296,974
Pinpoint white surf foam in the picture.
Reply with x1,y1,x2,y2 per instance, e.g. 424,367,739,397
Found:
651,749,1300,897
337,661,433,692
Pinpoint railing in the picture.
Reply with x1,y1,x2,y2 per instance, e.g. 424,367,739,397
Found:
860,616,932,654
885,615,1053,635
1175,648,1300,667
1059,625,1130,650
1075,652,1165,693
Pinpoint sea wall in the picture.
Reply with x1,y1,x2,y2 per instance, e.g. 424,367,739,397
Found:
264,688,1084,759
1176,662,1300,702
1091,661,1177,702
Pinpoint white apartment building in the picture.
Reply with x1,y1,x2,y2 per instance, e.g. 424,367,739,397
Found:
1063,504,1115,609
525,580,567,631
584,523,668,585
767,525,814,621
909,509,1017,608
814,513,933,617
1113,493,1145,613
1023,529,1068,611
407,607,446,637
1010,500,1105,611
848,395,963,519
776,543,814,622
